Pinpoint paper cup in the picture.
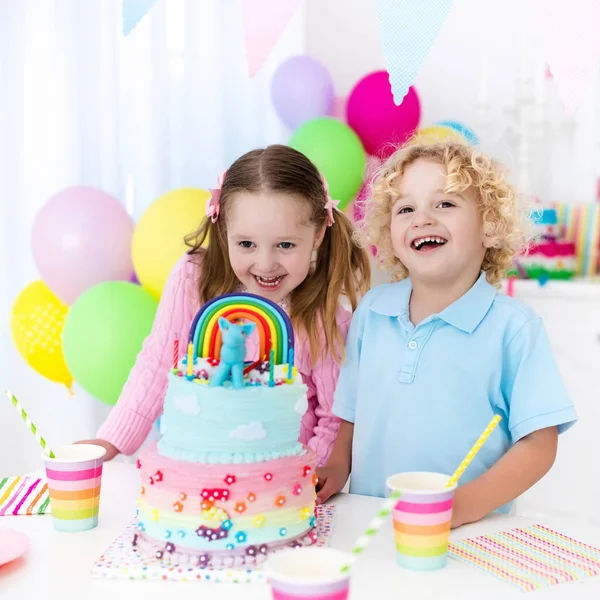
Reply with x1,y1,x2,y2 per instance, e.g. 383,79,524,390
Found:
265,547,352,600
43,444,106,532
386,471,456,571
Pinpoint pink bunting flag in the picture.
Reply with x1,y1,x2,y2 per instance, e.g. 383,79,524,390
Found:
241,0,305,78
533,0,600,115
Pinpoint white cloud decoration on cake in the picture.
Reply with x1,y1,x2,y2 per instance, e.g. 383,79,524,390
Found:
173,395,201,416
294,395,308,415
229,421,267,442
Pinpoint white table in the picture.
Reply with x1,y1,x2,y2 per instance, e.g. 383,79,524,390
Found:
1,463,600,599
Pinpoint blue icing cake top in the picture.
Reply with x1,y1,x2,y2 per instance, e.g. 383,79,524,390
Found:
160,292,307,464
158,373,308,464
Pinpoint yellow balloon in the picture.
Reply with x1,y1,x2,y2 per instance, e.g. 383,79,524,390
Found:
11,280,73,390
132,188,210,299
413,125,467,145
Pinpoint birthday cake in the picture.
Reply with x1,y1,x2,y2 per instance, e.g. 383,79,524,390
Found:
509,208,577,280
133,293,318,568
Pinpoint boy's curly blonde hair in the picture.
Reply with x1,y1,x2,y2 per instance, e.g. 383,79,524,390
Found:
361,141,532,287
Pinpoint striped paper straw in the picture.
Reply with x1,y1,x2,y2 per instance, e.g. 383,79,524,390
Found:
340,489,401,572
446,415,501,488
5,390,55,458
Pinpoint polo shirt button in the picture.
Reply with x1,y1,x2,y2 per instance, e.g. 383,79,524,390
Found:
408,340,418,350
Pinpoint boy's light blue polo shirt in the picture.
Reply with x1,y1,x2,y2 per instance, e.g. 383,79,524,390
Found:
333,272,577,504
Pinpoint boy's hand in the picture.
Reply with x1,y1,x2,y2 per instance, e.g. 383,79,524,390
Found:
315,463,350,504
74,439,120,461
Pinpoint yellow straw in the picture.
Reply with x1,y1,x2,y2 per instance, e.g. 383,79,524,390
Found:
446,415,502,488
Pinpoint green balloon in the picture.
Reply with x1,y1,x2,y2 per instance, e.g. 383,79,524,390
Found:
63,282,158,406
289,117,366,210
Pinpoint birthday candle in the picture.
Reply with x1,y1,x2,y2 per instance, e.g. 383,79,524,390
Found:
268,349,275,387
187,342,194,377
173,336,179,370
287,348,294,379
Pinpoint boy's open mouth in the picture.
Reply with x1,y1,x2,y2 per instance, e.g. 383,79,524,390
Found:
411,236,448,252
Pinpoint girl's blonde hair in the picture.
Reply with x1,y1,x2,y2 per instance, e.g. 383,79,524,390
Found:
185,145,371,364
362,141,530,286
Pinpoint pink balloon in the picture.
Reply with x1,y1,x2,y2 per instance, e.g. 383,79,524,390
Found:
32,187,134,305
347,71,421,159
351,156,382,258
352,156,383,223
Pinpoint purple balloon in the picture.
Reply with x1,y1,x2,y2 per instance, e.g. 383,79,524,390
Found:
32,187,134,305
271,56,335,130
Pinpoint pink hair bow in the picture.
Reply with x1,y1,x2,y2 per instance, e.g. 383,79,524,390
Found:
322,176,340,227
205,171,227,223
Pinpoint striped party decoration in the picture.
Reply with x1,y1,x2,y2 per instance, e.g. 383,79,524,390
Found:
387,472,456,571
449,524,600,592
553,202,600,277
341,490,401,572
5,390,55,458
265,547,351,600
44,444,106,532
446,414,502,488
0,475,50,515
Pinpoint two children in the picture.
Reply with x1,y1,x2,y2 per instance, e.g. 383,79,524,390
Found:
87,140,575,528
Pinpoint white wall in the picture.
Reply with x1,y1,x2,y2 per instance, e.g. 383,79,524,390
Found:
306,0,600,210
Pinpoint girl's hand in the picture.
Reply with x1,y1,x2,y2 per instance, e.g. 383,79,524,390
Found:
315,463,350,504
74,439,120,461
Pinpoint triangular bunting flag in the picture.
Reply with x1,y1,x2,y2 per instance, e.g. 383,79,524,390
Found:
533,0,600,115
241,0,305,78
122,0,159,36
374,0,453,105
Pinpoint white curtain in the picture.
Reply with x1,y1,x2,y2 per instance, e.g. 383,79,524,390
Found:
0,0,305,474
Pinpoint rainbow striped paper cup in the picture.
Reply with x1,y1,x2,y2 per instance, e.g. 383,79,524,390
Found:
43,444,106,533
265,547,352,600
386,471,456,571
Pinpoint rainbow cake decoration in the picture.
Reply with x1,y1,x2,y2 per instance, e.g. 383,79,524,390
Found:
134,293,318,568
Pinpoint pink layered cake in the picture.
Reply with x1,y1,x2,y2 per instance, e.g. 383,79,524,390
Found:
512,240,576,280
133,292,318,568
509,208,577,280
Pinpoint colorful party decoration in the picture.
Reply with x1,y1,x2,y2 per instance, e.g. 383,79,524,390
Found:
437,120,478,145
132,188,209,300
10,280,73,390
352,155,383,224
346,71,421,158
532,0,600,115
271,56,334,129
0,475,50,516
62,282,158,406
415,124,466,145
91,505,335,582
554,202,600,277
5,390,55,458
242,0,305,78
289,117,366,209
447,415,502,488
373,0,453,105
122,0,158,36
189,292,294,365
341,490,401,572
31,187,134,305
449,524,600,592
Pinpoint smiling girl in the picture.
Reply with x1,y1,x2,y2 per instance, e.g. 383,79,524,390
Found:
78,145,371,467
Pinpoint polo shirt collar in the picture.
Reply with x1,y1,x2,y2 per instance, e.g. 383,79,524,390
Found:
370,272,497,334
